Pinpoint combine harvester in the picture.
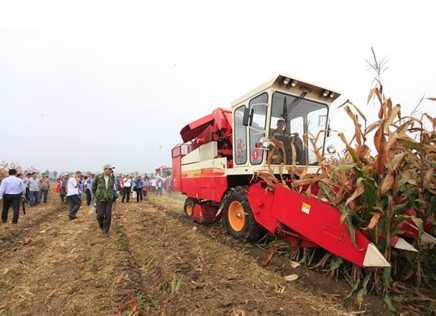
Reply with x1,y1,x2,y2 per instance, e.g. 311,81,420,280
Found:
171,74,434,268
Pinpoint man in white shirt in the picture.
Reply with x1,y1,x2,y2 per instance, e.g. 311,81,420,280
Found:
29,172,41,207
22,173,31,200
0,169,26,224
66,171,82,220
121,175,132,203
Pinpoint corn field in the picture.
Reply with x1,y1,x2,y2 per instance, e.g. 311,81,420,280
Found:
0,162,37,180
260,51,435,312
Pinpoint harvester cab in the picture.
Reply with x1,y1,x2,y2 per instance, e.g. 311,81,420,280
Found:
232,74,339,172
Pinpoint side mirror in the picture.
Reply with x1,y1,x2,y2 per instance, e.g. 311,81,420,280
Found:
259,137,270,148
327,144,336,154
242,107,252,126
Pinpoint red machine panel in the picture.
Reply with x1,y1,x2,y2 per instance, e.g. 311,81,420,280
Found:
270,185,374,268
181,174,228,203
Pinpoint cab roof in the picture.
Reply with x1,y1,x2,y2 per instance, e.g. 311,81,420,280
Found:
231,74,340,107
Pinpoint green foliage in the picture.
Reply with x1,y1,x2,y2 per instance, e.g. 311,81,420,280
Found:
258,49,435,313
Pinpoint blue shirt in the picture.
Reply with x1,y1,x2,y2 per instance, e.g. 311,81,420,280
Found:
0,176,26,196
134,179,144,188
87,178,94,190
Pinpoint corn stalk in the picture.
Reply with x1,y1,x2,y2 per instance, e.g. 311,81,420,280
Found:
257,49,435,312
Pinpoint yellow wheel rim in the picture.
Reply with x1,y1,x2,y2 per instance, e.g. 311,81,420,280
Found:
186,203,194,216
228,201,245,232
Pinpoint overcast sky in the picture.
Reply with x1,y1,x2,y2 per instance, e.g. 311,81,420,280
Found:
1,0,435,174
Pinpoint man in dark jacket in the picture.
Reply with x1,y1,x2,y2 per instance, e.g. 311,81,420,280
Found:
92,164,115,235
133,176,144,202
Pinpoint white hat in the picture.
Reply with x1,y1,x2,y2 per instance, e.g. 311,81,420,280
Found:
103,164,115,169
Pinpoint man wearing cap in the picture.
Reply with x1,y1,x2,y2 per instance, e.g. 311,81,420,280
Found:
0,169,26,224
92,164,115,235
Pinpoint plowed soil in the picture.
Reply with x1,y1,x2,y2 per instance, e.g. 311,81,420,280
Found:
0,190,392,315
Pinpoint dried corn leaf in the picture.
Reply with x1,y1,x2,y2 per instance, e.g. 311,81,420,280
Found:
259,251,274,267
386,104,401,126
423,169,434,188
373,127,387,173
367,87,375,104
356,144,370,161
388,152,407,172
117,298,138,316
291,178,318,187
294,165,308,179
384,132,399,154
386,98,393,114
284,274,299,282
345,179,365,208
396,137,422,151
380,173,394,196
422,113,436,129
347,100,368,122
374,86,383,105
344,105,364,146
338,132,361,163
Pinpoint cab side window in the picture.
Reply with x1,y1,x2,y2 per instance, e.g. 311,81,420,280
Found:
249,93,268,165
234,105,247,165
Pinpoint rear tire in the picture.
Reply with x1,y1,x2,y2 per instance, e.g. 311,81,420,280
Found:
183,198,196,218
223,187,267,242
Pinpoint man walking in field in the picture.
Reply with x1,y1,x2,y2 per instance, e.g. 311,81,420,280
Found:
83,176,92,206
60,174,69,203
0,169,26,224
92,164,115,236
28,172,40,206
66,171,82,220
133,175,144,202
121,175,132,203
39,173,50,203
22,173,31,201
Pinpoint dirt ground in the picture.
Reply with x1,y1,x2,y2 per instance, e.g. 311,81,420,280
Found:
0,190,396,315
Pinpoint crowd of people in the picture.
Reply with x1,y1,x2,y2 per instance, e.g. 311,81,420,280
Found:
0,170,51,224
56,173,173,205
1,166,173,235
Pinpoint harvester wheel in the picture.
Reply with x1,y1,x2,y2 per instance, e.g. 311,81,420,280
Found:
223,188,267,242
183,198,196,218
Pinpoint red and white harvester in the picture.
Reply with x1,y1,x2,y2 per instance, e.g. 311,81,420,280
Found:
171,74,431,268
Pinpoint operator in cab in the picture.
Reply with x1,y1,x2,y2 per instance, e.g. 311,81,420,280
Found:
270,119,304,164
270,119,286,138
270,119,291,164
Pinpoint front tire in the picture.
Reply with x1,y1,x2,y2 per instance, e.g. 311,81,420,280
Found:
183,198,196,218
223,187,267,242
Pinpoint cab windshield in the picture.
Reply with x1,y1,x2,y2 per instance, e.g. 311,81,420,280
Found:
269,92,329,165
